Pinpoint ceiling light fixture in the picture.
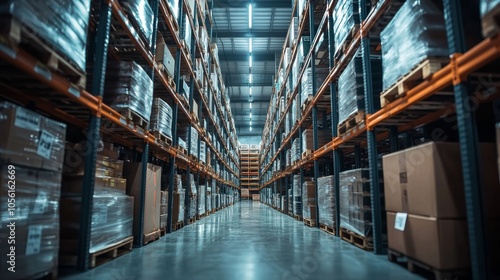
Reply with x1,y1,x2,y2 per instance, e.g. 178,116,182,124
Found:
250,126,252,131
249,74,252,84
249,38,252,53
249,102,252,109
248,3,252,29
250,120,252,126
249,55,252,68
249,87,252,96
250,112,252,118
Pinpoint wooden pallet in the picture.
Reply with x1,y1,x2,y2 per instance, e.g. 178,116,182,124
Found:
105,108,149,131
387,249,471,280
160,227,166,236
191,112,199,124
337,111,365,135
189,217,196,224
143,229,161,245
340,227,373,251
380,58,449,107
0,16,86,88
60,237,134,268
294,214,302,221
482,4,500,37
302,149,313,159
301,95,313,112
319,224,336,236
177,146,188,156
303,218,317,228
335,24,360,59
157,66,176,88
197,213,207,219
151,130,173,146
173,221,185,231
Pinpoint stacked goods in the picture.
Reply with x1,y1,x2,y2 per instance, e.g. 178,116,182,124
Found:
291,138,300,163
200,141,206,164
383,142,500,271
286,149,292,167
160,191,168,229
301,129,332,153
333,0,361,54
0,103,66,279
174,174,183,192
180,78,190,101
182,14,192,52
189,196,196,219
241,189,250,199
381,0,448,91
104,61,153,122
178,126,199,157
297,37,311,68
120,0,154,45
302,179,316,220
339,169,372,237
123,163,162,238
198,185,206,215
317,175,336,229
338,50,382,125
172,189,185,224
288,189,293,212
293,175,303,215
301,67,313,107
156,35,175,77
166,0,179,22
150,98,173,140
178,137,187,151
0,0,91,72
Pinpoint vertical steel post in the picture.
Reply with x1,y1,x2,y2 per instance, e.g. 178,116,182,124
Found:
389,127,398,153
78,1,111,271
443,1,489,278
354,144,362,168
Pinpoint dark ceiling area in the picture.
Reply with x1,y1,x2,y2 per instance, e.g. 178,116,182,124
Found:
212,0,291,139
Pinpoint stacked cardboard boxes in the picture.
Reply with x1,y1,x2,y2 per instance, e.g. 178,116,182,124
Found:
302,180,316,221
339,169,372,237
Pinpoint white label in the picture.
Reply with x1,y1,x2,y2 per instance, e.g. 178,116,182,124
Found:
394,212,408,231
25,225,43,255
37,130,55,159
14,107,41,131
33,192,48,214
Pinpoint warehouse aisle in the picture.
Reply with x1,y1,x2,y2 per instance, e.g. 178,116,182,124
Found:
61,201,422,280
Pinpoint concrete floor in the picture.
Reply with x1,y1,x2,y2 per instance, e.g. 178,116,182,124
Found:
61,201,423,280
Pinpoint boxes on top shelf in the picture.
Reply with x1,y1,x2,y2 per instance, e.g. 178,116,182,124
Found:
121,0,155,46
150,98,174,140
481,0,500,37
332,0,361,55
156,34,175,78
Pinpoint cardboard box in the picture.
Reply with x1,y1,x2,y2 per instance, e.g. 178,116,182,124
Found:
123,163,162,236
0,103,66,172
383,142,500,218
252,194,260,201
156,35,175,77
387,212,470,270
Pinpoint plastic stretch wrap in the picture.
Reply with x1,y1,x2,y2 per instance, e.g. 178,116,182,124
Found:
301,129,331,152
302,180,316,220
301,67,313,107
339,169,372,237
189,196,196,219
381,0,448,91
482,0,500,16
0,102,67,172
318,175,336,228
174,174,182,191
199,185,206,215
167,0,179,21
105,61,153,122
150,98,173,139
207,194,212,211
200,141,206,164
178,137,187,150
182,14,192,53
0,166,61,279
292,175,302,215
338,50,382,124
160,191,168,228
120,0,154,45
333,0,360,54
178,189,185,222
0,0,91,72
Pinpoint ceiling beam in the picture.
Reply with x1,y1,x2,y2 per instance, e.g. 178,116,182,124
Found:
212,0,292,9
225,81,272,86
218,53,276,61
230,98,271,103
215,30,288,38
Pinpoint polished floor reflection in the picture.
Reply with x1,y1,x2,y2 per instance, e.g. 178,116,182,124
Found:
61,201,423,280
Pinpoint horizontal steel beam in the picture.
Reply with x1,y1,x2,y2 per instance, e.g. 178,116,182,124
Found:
230,98,272,103
219,53,276,61
215,30,288,38
212,0,291,8
224,81,273,86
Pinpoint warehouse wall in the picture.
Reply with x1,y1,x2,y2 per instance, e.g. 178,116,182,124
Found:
239,136,262,145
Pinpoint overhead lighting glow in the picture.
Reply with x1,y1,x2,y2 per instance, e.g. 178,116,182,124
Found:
249,38,252,53
249,102,252,109
249,55,252,68
249,74,253,84
250,112,252,118
250,120,252,126
249,87,252,96
248,4,252,28
250,126,253,131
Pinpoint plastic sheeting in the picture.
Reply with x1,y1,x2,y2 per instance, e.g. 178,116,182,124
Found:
105,61,153,122
1,0,91,72
302,180,316,220
150,98,173,139
482,0,500,16
318,175,336,228
338,50,382,124
381,0,448,91
293,175,302,215
339,169,372,237
121,0,154,46
199,184,206,215
333,0,360,54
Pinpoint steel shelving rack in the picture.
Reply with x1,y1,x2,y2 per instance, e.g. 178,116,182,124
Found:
0,0,240,272
239,145,261,193
259,0,500,279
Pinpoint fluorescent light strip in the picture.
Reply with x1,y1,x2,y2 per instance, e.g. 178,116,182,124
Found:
250,112,252,118
249,87,252,96
249,74,252,84
249,38,252,53
248,4,252,28
249,102,252,109
249,55,252,68
250,126,252,131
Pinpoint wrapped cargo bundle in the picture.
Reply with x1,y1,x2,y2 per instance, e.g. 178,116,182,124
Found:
200,141,206,164
121,0,154,46
0,166,61,280
301,67,313,107
333,0,360,55
302,181,315,220
177,126,199,157
339,169,372,237
160,191,168,229
482,0,500,17
0,0,91,72
318,175,336,228
381,0,448,91
189,196,196,219
293,175,302,215
167,0,179,22
177,189,185,223
198,184,206,215
156,35,175,77
104,61,153,122
338,50,382,125
174,174,182,192
178,137,187,151
301,129,332,152
150,98,173,139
